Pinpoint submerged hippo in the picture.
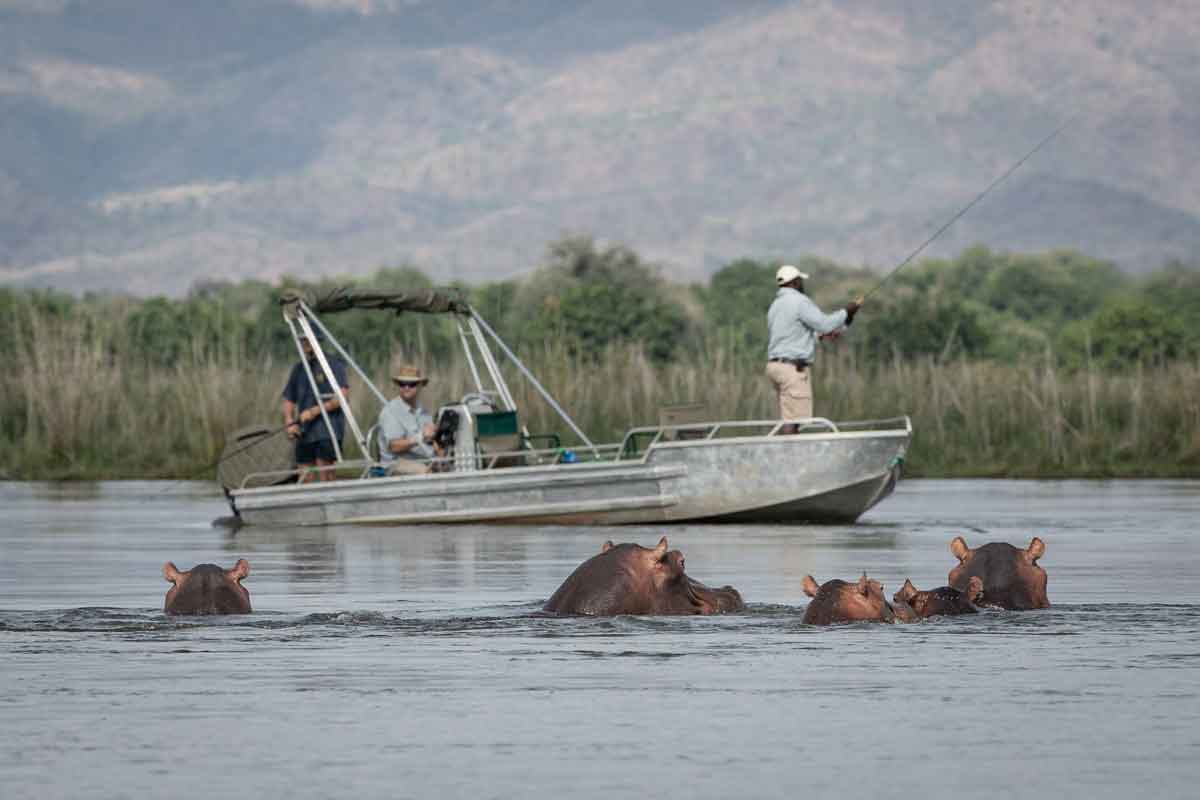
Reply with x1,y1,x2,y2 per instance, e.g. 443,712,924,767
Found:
544,537,744,616
892,576,983,621
948,536,1049,610
163,559,252,615
801,573,896,625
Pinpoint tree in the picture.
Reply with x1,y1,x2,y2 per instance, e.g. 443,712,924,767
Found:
1057,296,1192,370
512,236,693,361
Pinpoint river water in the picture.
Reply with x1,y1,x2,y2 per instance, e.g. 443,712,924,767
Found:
2,479,1198,799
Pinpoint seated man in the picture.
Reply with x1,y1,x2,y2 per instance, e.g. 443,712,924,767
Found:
376,364,438,475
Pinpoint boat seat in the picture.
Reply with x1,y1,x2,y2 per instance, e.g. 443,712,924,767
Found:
658,402,710,441
476,410,524,466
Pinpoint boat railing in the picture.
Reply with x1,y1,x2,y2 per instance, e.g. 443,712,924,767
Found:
617,415,912,459
235,415,912,489
235,442,628,489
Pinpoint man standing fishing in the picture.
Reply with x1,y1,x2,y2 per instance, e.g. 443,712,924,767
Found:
766,265,861,434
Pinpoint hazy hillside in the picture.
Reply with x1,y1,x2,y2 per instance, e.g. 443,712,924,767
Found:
0,0,1196,295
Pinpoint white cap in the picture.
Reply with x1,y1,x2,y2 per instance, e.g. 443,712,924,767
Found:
775,265,809,285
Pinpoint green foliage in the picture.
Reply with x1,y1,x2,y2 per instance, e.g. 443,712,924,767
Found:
856,297,992,360
0,238,1195,380
512,235,692,361
2,238,1199,480
698,259,776,355
1141,261,1200,352
1057,296,1194,370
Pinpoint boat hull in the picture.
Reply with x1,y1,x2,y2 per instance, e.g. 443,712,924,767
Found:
229,424,909,527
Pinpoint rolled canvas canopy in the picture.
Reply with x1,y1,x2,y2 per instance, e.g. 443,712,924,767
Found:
279,287,470,316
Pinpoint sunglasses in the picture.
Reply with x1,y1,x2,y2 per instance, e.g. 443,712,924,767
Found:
394,380,422,389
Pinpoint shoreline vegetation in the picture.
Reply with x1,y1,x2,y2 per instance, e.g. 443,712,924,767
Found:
3,238,1199,480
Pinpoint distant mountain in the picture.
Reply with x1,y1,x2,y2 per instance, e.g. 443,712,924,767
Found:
0,0,1196,295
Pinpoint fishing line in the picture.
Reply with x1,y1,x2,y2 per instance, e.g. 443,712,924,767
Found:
861,114,1075,301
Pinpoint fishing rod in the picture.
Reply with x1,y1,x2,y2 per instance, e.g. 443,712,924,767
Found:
860,114,1074,302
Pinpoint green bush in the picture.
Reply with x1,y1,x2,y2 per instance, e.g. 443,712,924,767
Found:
1057,296,1193,370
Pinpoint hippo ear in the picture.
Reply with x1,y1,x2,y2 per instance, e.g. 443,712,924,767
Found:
950,536,970,562
601,540,614,553
163,562,182,584
227,559,250,582
896,579,917,602
857,573,871,596
801,575,820,598
652,536,668,558
1027,537,1045,563
967,576,984,603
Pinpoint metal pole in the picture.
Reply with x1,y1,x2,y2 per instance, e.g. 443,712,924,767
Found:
468,316,518,412
456,317,485,393
470,310,598,456
296,316,367,460
284,317,344,463
300,301,388,407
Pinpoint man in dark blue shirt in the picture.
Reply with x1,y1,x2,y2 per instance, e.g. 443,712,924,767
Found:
281,330,350,483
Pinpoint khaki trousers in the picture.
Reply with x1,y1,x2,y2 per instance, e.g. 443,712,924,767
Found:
386,459,432,476
766,361,813,421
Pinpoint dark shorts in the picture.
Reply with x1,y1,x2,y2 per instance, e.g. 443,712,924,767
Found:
296,439,340,465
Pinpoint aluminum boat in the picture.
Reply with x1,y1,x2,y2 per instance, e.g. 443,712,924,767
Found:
220,289,910,526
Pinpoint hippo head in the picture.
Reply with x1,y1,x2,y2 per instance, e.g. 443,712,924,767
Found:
893,576,983,620
893,579,920,606
801,573,896,625
893,576,985,606
163,559,252,615
544,536,743,615
948,536,1048,610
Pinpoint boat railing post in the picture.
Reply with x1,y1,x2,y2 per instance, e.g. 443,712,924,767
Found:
470,310,599,458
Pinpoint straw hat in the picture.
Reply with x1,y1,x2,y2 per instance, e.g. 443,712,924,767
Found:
391,363,428,385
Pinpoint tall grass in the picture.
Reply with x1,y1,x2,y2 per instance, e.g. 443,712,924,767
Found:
3,306,1198,479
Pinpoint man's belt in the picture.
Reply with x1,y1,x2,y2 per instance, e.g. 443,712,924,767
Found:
769,357,809,370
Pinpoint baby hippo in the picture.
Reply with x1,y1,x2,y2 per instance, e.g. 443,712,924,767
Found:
163,559,252,615
801,573,896,625
892,576,983,621
948,536,1049,610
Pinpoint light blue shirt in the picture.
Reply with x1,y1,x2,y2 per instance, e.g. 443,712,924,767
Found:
377,397,435,463
766,288,847,362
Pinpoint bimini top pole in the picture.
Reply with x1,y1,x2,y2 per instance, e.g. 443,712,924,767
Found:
283,315,344,463
294,312,368,455
299,300,388,407
469,309,599,457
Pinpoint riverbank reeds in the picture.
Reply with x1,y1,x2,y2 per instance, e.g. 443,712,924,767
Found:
3,306,1198,480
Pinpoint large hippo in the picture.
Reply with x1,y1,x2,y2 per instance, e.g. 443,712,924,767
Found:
892,576,983,621
801,573,896,625
948,536,1049,610
163,559,252,615
544,537,744,616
